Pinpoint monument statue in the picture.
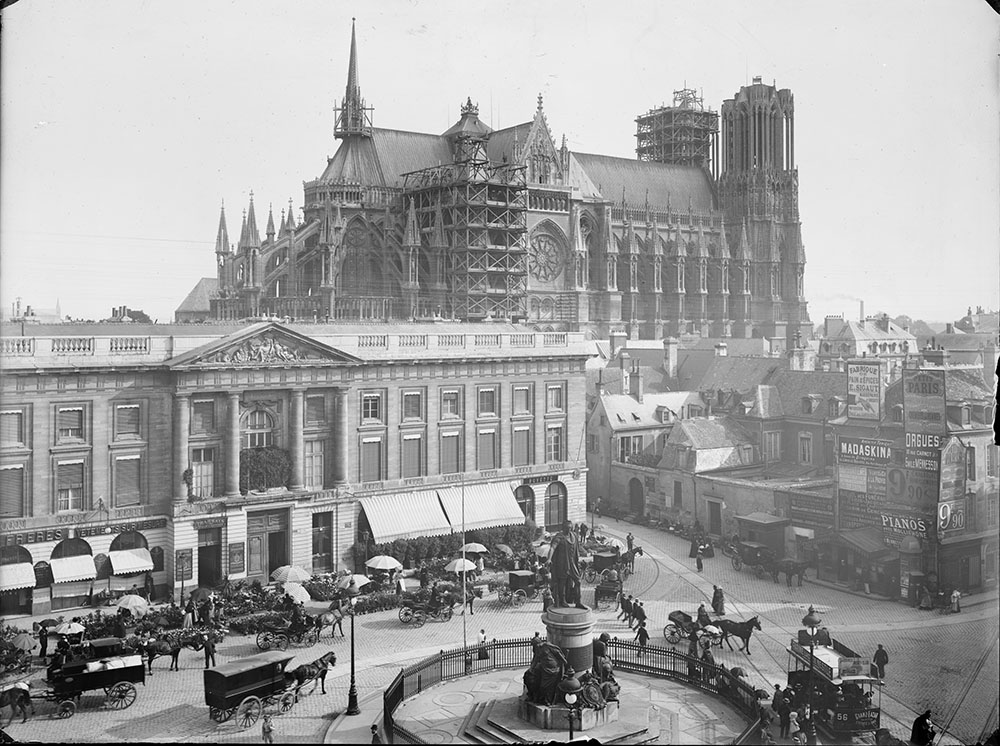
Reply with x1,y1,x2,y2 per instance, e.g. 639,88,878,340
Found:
522,641,568,705
590,640,620,704
548,519,585,609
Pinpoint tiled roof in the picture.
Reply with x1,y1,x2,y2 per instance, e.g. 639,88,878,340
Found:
672,416,754,449
587,365,670,395
768,369,848,421
827,319,917,343
698,356,783,393
486,123,531,163
931,333,995,351
319,128,454,187
749,385,783,418
570,152,715,211
600,391,703,430
945,367,992,401
175,277,218,315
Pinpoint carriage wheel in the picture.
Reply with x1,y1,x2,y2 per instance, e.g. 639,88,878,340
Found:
304,628,319,647
498,590,511,605
298,677,318,697
398,606,414,624
107,681,137,710
664,624,681,644
237,696,262,730
583,568,597,584
441,606,454,622
210,706,236,723
412,613,426,628
512,590,527,608
57,700,76,719
274,634,289,651
279,691,296,713
731,556,743,571
256,631,272,651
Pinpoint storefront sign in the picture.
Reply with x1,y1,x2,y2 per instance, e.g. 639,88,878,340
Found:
522,475,554,485
838,437,893,466
789,492,834,525
75,518,168,539
847,361,882,421
1,517,168,548
840,490,931,547
193,517,227,530
228,542,245,575
903,369,946,434
887,467,939,509
938,501,966,532
175,548,193,581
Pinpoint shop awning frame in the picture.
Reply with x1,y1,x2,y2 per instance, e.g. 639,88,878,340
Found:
360,491,452,543
108,548,154,575
50,554,97,583
835,527,891,558
0,563,36,592
437,483,526,532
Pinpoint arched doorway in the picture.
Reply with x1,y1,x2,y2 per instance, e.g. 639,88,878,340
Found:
108,531,155,597
629,478,645,517
50,537,96,611
0,545,35,616
515,486,536,523
544,482,568,530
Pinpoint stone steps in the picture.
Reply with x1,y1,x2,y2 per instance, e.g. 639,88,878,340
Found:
475,700,517,744
483,700,527,744
458,702,490,744
604,727,651,745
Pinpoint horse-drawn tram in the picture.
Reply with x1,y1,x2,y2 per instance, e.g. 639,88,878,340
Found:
786,635,881,740
204,651,297,729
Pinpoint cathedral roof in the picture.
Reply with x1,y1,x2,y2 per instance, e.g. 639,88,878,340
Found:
319,127,453,188
175,277,218,315
570,153,715,212
486,122,532,163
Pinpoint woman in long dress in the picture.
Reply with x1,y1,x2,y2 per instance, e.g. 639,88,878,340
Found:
182,600,195,629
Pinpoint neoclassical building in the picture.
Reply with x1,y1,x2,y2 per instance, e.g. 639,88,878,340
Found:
0,321,588,616
185,20,811,351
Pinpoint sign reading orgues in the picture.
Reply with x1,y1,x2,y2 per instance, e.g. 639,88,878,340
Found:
847,361,882,420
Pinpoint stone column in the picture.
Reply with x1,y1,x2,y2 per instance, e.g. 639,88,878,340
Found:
173,394,190,503
289,389,305,491
333,388,349,484
225,392,241,497
542,606,595,676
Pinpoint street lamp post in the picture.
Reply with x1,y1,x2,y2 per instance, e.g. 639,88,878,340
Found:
801,604,823,742
345,578,361,715
557,667,582,741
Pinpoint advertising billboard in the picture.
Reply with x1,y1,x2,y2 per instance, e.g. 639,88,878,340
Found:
838,437,893,467
903,369,947,435
847,361,882,420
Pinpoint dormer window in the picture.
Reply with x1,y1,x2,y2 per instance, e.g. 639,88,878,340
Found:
802,397,813,414
892,404,904,423
828,399,841,418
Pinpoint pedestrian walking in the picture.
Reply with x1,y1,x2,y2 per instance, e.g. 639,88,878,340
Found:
712,585,726,615
261,713,274,744
687,628,699,658
770,684,784,714
477,629,489,660
475,555,485,577
419,563,429,589
634,621,650,656
777,696,792,738
910,710,935,746
626,532,635,552
789,711,801,744
370,724,383,744
203,631,217,668
873,644,888,680
696,548,704,572
38,623,49,661
631,601,646,631
578,522,587,543
618,594,633,624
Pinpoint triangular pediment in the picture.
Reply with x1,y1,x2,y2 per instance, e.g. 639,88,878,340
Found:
168,323,361,368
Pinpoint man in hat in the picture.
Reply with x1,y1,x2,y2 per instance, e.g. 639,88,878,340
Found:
548,519,584,608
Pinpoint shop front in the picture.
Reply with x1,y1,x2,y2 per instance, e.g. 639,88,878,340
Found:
49,537,97,611
817,527,900,598
196,517,227,588
246,509,289,583
0,545,36,616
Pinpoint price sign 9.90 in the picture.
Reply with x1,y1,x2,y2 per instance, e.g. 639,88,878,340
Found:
938,502,966,531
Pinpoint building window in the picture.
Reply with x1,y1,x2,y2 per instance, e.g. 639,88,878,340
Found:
477,387,498,417
401,434,424,478
192,447,215,498
114,404,141,439
244,410,275,449
56,460,85,512
0,465,25,518
361,437,383,482
546,385,564,412
515,485,535,521
440,431,462,474
513,386,533,415
402,391,424,422
988,445,998,478
828,399,840,418
892,405,904,423
114,455,141,507
477,428,497,470
311,512,333,574
673,480,682,509
440,389,462,419
56,406,84,441
687,405,703,418
545,424,565,462
306,396,326,424
544,481,567,529
192,400,215,433
763,431,781,462
801,398,813,415
361,392,384,424
587,434,598,453
513,426,533,466
799,434,813,465
988,493,998,528
967,446,977,481
618,435,643,462
0,411,25,447
304,440,325,488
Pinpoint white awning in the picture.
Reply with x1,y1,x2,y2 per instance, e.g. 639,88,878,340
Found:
50,554,97,583
437,483,526,532
792,527,815,539
0,563,36,592
108,548,153,575
50,580,92,598
360,491,452,543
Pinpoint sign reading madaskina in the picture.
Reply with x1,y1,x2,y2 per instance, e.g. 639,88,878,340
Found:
838,436,893,466
903,368,947,434
847,361,882,420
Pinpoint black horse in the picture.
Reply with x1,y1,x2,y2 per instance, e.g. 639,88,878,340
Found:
717,616,762,655
621,546,644,573
286,651,337,700
142,631,202,674
0,684,33,726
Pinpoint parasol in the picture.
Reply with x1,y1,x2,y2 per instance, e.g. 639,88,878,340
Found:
534,544,552,558
54,622,85,636
270,565,312,584
282,582,311,604
336,574,372,590
444,558,476,574
494,544,514,556
365,555,403,571
187,588,212,604
10,633,37,652
459,543,488,555
116,594,149,616
40,619,61,628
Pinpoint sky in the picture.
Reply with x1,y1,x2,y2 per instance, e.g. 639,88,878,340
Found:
1,0,998,325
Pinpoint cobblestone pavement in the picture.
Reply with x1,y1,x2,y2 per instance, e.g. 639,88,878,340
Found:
4,517,997,743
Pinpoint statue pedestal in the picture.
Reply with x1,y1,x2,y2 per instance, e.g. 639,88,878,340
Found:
518,697,619,731
542,606,595,676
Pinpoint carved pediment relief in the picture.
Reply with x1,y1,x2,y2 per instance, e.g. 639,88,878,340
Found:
203,333,321,365
168,323,361,369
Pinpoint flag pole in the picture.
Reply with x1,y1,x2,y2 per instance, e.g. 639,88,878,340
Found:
461,471,467,652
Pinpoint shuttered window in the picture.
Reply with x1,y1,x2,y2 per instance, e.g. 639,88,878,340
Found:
192,447,215,498
57,408,84,439
440,432,461,474
513,426,532,466
115,405,140,438
57,461,85,511
114,457,141,506
478,429,496,471
306,396,326,424
513,386,532,414
401,434,423,478
0,412,24,446
545,424,564,462
478,388,497,417
361,438,383,482
402,392,423,421
192,401,215,433
0,466,24,518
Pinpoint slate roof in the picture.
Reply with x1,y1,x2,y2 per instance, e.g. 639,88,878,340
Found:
945,367,992,401
768,369,848,421
930,333,995,351
486,123,532,164
599,391,703,431
319,128,454,187
748,385,783,418
826,319,916,343
175,277,218,316
698,356,784,393
681,337,775,355
588,365,670,395
672,416,754,449
570,152,715,211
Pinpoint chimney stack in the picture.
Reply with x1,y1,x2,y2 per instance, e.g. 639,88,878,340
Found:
628,360,643,403
859,300,864,322
663,337,679,379
610,330,627,357
714,342,728,357
945,323,954,335
596,368,605,398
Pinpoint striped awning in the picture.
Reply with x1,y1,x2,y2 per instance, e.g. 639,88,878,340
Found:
437,483,526,532
360,491,452,543
0,563,36,592
50,554,97,583
108,548,153,575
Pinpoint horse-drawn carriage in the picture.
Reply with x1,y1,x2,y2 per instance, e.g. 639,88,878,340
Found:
593,572,622,611
730,541,777,578
204,651,298,729
662,610,724,651
255,617,319,651
583,551,628,583
496,570,538,608
398,587,456,625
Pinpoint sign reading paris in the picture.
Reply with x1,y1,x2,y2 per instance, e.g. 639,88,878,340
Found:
902,369,946,435
847,361,882,420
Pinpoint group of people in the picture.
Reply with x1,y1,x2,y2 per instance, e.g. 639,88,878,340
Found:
180,593,224,629
764,684,819,744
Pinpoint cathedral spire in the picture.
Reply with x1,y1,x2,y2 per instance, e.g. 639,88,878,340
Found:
285,198,296,232
334,18,373,139
215,201,231,255
266,203,275,241
241,193,260,249
403,198,420,248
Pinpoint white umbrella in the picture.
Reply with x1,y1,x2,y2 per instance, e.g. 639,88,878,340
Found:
336,574,372,590
116,594,149,616
534,544,552,558
282,582,311,604
444,558,476,574
460,543,488,554
365,555,403,571
54,622,85,636
271,565,312,584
